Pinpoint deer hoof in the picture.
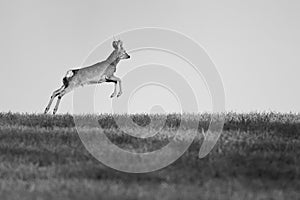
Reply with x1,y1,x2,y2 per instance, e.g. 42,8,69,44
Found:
110,93,116,98
117,92,122,97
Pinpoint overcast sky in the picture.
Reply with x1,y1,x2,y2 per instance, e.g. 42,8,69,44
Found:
0,0,299,113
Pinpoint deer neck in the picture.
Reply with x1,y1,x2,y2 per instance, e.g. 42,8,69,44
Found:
106,50,120,66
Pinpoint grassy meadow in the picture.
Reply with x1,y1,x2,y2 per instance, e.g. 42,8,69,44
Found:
0,112,299,200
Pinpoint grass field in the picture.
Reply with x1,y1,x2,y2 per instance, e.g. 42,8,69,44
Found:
0,112,299,200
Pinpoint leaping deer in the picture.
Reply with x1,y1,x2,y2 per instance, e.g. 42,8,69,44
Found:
44,39,130,114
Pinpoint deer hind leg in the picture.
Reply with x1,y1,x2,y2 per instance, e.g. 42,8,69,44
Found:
52,85,74,115
44,85,65,114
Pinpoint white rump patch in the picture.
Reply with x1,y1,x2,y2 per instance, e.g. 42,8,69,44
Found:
65,70,74,78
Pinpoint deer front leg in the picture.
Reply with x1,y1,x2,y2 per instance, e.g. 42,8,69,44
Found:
106,75,122,98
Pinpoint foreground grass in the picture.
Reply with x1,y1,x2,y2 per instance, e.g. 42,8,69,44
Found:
0,112,299,200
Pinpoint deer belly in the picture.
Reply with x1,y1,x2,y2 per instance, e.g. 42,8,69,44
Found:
73,71,100,86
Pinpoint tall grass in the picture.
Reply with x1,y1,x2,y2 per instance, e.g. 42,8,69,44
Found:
0,112,299,199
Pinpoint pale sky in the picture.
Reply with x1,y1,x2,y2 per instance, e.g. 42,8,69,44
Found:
0,0,299,113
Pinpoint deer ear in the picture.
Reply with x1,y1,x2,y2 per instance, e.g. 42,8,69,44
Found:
112,41,118,49
118,40,123,47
